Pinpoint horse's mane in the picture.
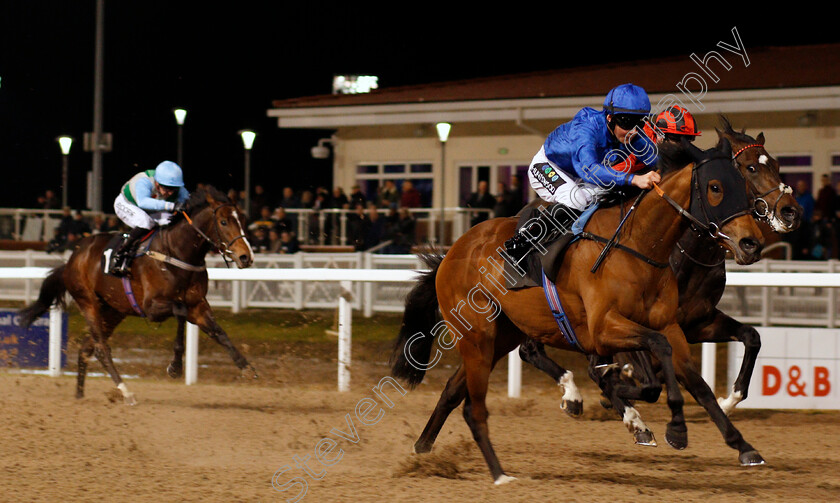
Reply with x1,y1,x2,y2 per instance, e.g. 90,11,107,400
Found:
656,141,696,177
165,185,230,227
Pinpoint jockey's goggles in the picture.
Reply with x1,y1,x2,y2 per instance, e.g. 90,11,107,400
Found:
613,114,646,130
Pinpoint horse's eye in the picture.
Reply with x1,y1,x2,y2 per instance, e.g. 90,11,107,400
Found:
710,184,722,193
747,165,757,173
221,220,228,226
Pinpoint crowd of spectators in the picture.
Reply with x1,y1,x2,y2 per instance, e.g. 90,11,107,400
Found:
783,175,840,260
238,183,422,253
32,177,527,255
43,204,124,253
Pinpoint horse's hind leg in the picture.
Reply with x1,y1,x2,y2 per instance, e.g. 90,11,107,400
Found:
189,298,256,378
92,304,132,404
76,335,95,399
167,315,187,378
415,316,523,454
518,338,582,417
588,355,657,447
462,355,514,485
75,299,132,403
414,364,467,454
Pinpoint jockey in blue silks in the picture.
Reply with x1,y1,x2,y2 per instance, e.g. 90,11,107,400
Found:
110,161,190,276
505,83,661,260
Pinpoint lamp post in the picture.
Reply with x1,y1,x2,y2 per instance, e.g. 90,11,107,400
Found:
239,129,256,216
173,108,187,167
57,136,74,208
435,122,451,246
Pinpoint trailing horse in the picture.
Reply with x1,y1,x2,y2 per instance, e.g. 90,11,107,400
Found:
18,186,255,404
391,139,766,483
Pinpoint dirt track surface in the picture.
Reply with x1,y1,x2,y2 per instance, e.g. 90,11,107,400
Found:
3,350,840,503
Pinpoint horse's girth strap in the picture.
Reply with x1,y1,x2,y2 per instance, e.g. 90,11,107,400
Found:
145,251,206,272
580,232,669,269
121,277,145,317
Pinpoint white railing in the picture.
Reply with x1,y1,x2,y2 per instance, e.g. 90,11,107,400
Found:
5,265,840,396
0,250,425,315
0,266,421,393
7,250,840,327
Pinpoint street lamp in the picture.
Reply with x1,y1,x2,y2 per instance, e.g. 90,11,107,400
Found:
239,129,256,216
57,136,74,208
173,108,187,167
435,122,451,246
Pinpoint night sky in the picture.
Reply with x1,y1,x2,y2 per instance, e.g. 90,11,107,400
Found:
1,4,837,211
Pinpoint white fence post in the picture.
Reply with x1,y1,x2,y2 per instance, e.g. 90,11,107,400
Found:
185,322,199,385
701,343,716,391
363,253,373,318
338,280,353,392
48,305,63,377
507,347,521,398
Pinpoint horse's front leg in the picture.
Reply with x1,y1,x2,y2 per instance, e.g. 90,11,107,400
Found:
188,298,257,379
167,315,187,378
667,325,766,466
682,308,760,415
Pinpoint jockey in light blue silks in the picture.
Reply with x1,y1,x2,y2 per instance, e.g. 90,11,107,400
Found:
110,161,190,276
505,83,662,260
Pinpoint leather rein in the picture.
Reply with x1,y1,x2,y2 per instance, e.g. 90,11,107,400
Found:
146,203,248,271
586,156,753,270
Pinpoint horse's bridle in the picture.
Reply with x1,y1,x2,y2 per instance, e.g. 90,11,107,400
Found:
733,143,793,222
652,155,754,241
182,203,249,267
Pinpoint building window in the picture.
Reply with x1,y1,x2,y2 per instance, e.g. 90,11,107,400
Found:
354,162,433,207
778,154,813,195
830,154,840,189
458,163,530,212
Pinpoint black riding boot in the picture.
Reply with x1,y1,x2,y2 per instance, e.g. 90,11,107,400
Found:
504,204,581,264
111,227,149,276
503,231,531,263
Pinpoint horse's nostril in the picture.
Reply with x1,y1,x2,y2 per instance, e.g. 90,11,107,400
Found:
780,206,799,223
239,254,251,264
740,238,760,255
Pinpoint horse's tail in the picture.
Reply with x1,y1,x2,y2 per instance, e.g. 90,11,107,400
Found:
390,252,445,389
18,265,67,329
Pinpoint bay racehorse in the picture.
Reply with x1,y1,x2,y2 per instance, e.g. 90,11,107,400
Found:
520,117,801,445
391,139,766,484
19,186,255,404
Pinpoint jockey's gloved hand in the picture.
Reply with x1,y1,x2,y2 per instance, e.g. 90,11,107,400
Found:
172,201,187,213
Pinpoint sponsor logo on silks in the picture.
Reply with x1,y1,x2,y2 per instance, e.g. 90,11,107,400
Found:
551,175,559,182
531,164,557,194
548,170,556,177
543,166,552,174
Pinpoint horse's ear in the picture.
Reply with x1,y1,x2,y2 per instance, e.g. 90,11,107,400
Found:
756,132,765,145
718,114,733,133
205,191,218,205
718,137,733,158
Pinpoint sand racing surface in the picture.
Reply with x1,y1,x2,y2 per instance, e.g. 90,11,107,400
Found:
2,332,840,503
